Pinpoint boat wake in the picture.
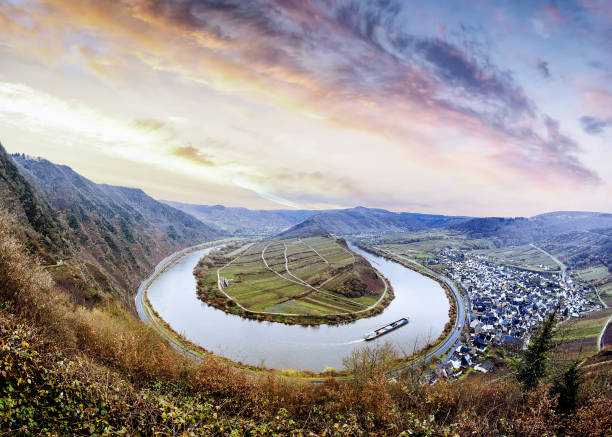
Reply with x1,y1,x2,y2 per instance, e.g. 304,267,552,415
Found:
343,338,366,345
279,338,366,347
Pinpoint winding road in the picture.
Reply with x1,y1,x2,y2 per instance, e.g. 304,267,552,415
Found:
530,243,566,281
135,240,235,361
528,244,612,352
599,314,612,352
374,249,468,371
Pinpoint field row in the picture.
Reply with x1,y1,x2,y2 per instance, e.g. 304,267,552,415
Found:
218,237,375,315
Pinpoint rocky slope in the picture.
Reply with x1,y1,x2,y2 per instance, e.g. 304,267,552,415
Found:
2,146,222,308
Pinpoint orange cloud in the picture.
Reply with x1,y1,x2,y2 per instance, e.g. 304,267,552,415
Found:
0,0,607,214
171,145,215,167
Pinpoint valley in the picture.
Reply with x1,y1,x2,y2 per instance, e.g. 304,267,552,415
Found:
140,240,450,372
4,2,612,433
1,145,611,434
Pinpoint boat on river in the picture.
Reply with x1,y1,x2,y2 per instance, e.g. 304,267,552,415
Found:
364,317,409,340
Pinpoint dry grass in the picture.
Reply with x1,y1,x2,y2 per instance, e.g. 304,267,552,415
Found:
2,209,612,436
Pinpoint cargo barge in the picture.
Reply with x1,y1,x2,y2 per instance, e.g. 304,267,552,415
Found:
364,317,409,340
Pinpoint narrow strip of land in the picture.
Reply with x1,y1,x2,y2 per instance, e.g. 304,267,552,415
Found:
136,239,236,361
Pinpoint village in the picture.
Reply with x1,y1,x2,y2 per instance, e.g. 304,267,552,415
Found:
428,248,600,382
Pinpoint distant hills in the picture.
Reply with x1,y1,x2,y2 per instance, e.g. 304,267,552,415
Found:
165,203,472,237
3,143,611,299
163,200,316,235
292,207,471,236
541,228,612,271
167,199,612,257
276,218,331,239
451,212,612,244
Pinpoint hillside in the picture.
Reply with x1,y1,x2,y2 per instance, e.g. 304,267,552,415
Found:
1,216,611,435
0,149,610,434
275,218,330,239
451,212,612,244
5,151,222,307
540,228,612,271
288,206,471,235
163,200,316,235
0,143,67,258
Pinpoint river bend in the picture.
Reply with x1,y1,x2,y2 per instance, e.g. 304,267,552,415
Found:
146,243,449,371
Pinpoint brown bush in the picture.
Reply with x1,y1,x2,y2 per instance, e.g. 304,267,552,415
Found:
0,211,52,307
1,208,611,436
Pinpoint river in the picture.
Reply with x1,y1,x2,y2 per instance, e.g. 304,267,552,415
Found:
146,242,450,372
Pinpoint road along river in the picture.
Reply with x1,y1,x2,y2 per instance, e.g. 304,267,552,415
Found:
142,242,450,372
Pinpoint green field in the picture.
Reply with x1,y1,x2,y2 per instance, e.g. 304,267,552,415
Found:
472,244,559,271
577,265,609,282
217,236,384,316
553,309,612,361
373,231,495,259
600,281,612,306
574,264,612,307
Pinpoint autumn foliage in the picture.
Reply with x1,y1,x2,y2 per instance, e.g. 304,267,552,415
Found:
1,210,611,436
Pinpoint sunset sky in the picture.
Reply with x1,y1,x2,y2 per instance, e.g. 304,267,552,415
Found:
1,0,611,216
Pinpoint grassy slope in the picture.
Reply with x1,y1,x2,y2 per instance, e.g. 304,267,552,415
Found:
553,309,612,359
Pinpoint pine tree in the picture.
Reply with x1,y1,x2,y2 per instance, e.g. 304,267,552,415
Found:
517,309,557,390
551,360,582,413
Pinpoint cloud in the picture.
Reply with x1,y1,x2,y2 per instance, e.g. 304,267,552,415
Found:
540,117,600,182
171,145,216,167
537,60,551,78
580,115,612,135
0,0,607,213
131,118,168,131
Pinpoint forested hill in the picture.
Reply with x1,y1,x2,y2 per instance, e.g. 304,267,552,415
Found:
0,143,68,259
285,206,471,235
451,212,612,244
1,146,222,307
164,200,317,235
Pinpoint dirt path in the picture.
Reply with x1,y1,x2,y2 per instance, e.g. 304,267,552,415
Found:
297,238,329,264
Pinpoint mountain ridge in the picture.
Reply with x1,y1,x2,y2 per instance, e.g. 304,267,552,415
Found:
279,206,472,236
163,200,317,235
0,145,68,258
451,211,612,244
3,149,223,307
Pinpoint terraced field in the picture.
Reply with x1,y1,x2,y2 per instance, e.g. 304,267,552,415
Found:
217,236,385,316
553,309,612,360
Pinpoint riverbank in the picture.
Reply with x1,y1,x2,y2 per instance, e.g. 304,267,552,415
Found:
353,243,462,361
136,240,344,379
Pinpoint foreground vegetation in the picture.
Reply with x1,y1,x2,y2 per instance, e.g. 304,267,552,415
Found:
1,212,612,435
193,236,393,325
